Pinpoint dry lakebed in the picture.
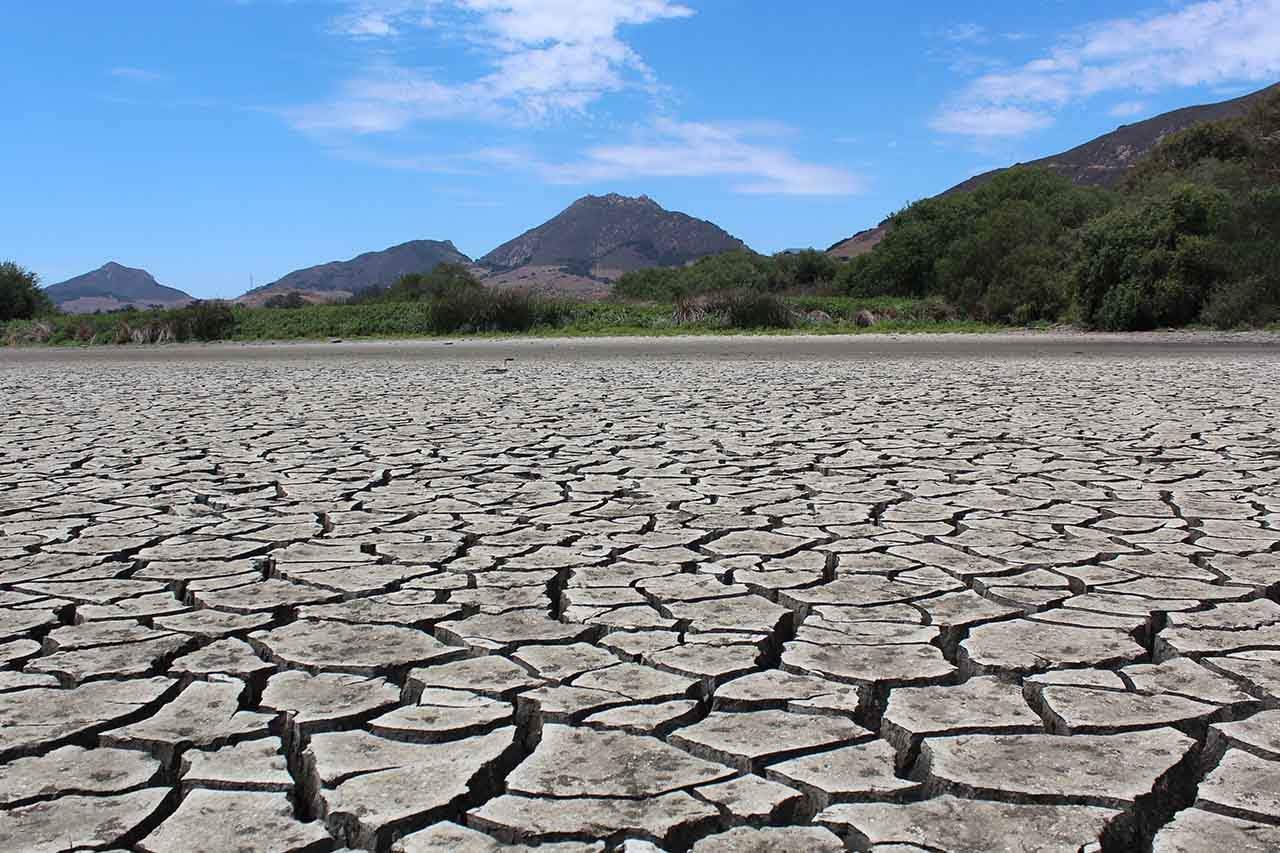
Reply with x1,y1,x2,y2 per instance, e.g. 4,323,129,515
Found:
1,332,1279,852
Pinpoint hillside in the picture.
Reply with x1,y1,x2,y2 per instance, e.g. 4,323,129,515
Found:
243,240,473,304
233,195,746,302
834,86,1280,329
479,194,748,287
45,262,193,313
828,82,1280,258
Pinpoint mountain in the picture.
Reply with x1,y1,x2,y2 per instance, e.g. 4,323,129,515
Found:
828,82,1280,259
233,195,746,302
242,239,472,304
45,262,193,313
478,194,748,291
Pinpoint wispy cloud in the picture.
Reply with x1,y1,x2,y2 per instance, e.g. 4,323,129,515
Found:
281,1,857,196
933,0,1280,139
330,1,436,36
292,0,693,131
942,23,988,44
1109,100,1150,118
501,119,863,196
110,67,167,83
342,119,862,196
930,106,1052,138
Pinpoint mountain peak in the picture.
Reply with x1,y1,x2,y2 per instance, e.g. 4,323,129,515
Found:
45,263,192,313
566,193,664,213
97,261,149,278
480,194,746,275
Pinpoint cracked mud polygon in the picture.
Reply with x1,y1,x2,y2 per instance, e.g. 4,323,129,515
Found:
2,338,1279,852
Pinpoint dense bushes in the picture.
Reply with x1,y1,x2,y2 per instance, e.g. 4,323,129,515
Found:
2,300,240,345
103,301,238,343
840,169,1113,323
349,263,482,304
708,291,794,328
1076,184,1231,329
263,292,307,309
613,249,841,301
338,263,565,333
343,263,567,333
182,301,238,340
429,288,565,333
5,293,991,346
0,262,54,322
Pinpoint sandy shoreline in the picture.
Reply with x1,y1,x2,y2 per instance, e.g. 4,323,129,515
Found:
2,329,1278,364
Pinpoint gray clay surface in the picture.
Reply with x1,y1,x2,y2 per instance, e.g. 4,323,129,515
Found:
1,339,1278,851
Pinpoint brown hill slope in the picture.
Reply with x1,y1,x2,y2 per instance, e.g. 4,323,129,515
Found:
479,194,748,285
242,240,472,304
45,263,193,314
828,83,1280,259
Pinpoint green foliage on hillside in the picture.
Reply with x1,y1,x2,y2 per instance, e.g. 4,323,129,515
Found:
841,170,1114,323
613,249,840,300
340,264,565,333
842,90,1280,329
0,262,55,323
348,263,482,304
263,291,308,309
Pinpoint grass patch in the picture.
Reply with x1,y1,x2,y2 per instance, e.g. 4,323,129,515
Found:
3,295,1018,347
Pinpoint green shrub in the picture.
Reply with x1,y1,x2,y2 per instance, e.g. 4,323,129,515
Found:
709,290,793,329
773,250,840,290
430,289,564,334
1127,121,1254,188
1094,281,1147,331
351,263,482,304
609,250,844,303
263,292,308,309
1201,275,1280,328
180,301,238,341
0,261,54,323
1075,183,1231,329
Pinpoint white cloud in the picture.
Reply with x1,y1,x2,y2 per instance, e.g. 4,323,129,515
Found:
329,0,437,36
934,0,1280,139
930,106,1053,138
942,23,987,44
110,67,166,82
1109,100,1150,118
295,0,692,131
285,1,856,196
316,120,860,196
526,119,863,196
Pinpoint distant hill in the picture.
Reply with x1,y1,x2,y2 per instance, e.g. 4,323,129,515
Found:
45,262,193,314
231,196,746,302
479,194,748,287
242,240,473,304
828,82,1280,259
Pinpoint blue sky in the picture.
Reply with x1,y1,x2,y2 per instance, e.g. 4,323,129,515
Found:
4,0,1280,298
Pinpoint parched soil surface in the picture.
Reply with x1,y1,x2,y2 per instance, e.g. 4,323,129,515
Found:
1,339,1278,852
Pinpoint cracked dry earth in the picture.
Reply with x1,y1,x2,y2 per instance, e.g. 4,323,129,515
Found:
1,348,1280,853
